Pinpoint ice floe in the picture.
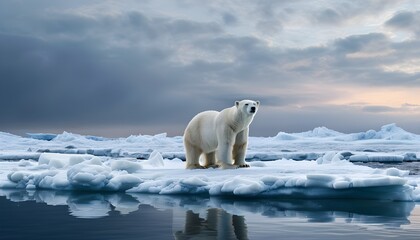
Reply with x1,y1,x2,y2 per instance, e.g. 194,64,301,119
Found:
1,124,420,201
0,152,418,201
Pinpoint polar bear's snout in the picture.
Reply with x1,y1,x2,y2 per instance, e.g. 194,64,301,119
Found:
250,106,256,113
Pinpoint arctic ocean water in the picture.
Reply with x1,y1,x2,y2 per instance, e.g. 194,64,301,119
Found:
1,187,420,240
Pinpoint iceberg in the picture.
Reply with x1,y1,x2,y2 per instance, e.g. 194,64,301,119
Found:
336,123,420,141
296,126,344,138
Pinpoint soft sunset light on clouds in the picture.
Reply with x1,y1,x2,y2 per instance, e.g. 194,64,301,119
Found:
1,0,420,136
327,86,420,109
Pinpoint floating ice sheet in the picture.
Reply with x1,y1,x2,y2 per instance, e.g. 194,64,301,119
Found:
1,124,420,201
0,152,418,201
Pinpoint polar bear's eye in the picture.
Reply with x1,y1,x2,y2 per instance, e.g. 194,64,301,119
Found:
245,103,249,106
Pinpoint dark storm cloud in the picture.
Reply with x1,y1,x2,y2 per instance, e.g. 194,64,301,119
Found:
41,13,97,36
385,11,416,27
222,12,238,25
2,0,420,136
191,35,282,77
0,3,228,135
192,32,409,91
255,19,283,35
385,11,420,36
0,33,171,125
40,10,222,43
333,33,388,54
310,0,400,26
0,36,226,135
314,9,342,24
0,17,224,130
313,33,420,87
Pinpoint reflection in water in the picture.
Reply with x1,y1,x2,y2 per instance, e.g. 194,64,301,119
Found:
0,190,173,240
174,209,248,240
0,189,419,239
0,189,141,218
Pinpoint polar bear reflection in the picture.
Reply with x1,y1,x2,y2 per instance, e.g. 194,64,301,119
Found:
174,208,248,240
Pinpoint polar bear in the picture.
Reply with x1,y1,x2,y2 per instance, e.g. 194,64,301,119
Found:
184,100,259,169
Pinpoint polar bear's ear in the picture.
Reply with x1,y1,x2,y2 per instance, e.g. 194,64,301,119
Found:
235,101,240,108
256,101,260,106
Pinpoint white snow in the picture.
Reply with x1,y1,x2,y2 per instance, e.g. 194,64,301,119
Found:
1,123,420,201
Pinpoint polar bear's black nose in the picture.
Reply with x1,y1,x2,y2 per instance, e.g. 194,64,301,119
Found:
250,107,256,113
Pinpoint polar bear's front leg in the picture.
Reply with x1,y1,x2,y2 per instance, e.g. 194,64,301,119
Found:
217,143,237,169
204,152,218,168
233,143,249,168
233,129,250,168
216,127,237,169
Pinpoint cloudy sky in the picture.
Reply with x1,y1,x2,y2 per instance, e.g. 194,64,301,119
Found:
1,0,420,137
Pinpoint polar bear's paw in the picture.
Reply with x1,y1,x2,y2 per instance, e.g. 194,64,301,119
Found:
186,164,206,169
238,164,250,168
205,164,220,169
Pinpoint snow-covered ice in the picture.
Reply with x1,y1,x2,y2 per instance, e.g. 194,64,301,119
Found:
2,153,412,200
1,123,420,201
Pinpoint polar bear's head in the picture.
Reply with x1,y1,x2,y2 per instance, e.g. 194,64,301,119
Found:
235,100,260,115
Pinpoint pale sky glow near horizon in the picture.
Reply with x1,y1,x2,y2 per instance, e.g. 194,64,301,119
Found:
1,0,420,137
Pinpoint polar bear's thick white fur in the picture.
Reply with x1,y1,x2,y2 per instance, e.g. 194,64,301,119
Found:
184,100,259,169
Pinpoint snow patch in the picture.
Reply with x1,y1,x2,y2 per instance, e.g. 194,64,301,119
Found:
110,159,142,173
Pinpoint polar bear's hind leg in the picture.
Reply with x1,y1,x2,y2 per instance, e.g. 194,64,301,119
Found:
204,152,219,168
185,141,205,169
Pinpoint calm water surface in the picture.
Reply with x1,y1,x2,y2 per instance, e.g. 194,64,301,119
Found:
1,190,420,240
